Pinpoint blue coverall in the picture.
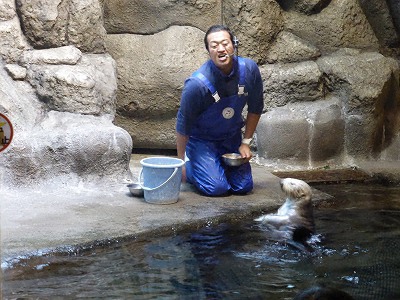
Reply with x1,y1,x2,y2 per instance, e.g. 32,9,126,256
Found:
176,56,263,196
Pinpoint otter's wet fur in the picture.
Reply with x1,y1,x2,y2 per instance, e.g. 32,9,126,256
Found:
255,178,315,250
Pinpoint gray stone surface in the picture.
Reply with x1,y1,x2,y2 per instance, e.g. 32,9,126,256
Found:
0,57,132,189
1,158,285,265
223,0,283,64
0,0,132,191
26,53,117,115
317,51,400,158
105,26,208,148
0,111,133,188
257,97,345,167
358,0,399,47
257,105,311,162
317,51,398,114
287,0,331,15
0,16,30,63
4,64,26,80
0,60,45,129
0,0,15,20
16,0,106,53
387,0,400,35
310,100,345,162
103,0,221,34
260,60,324,110
20,45,82,66
265,30,321,63
284,0,379,52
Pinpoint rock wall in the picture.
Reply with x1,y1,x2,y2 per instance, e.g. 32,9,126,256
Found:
0,0,132,189
103,0,400,168
1,0,400,189
105,26,208,148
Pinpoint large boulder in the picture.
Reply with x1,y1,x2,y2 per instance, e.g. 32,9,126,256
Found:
0,0,15,20
1,0,131,192
257,49,400,164
0,65,44,130
0,0,30,63
223,0,283,64
106,26,209,149
21,46,117,115
103,0,220,34
0,59,132,188
316,50,400,158
260,61,324,111
265,30,321,63
276,0,331,14
387,0,400,35
380,134,400,161
16,0,106,53
358,0,399,48
257,97,345,167
0,111,133,188
284,0,379,53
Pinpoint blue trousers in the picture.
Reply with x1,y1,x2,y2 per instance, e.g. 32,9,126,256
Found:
185,137,253,196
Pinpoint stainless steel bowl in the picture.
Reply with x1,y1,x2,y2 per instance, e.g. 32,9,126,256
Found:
222,153,246,167
127,183,144,197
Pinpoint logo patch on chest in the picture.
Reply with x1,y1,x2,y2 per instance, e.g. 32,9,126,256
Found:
222,107,235,119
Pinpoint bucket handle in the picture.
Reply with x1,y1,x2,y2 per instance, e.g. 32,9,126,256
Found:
139,167,179,191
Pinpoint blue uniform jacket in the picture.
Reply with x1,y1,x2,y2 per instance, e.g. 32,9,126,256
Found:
176,56,264,137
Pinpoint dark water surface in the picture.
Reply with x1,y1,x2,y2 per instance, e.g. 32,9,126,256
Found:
2,183,400,299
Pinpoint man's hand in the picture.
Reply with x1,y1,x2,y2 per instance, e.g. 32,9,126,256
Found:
239,143,252,162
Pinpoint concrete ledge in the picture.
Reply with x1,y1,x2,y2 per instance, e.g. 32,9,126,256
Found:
3,155,395,267
1,160,287,266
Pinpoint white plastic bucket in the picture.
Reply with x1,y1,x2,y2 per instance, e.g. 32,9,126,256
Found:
139,157,185,204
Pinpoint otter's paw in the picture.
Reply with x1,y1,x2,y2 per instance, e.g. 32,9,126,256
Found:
254,214,271,223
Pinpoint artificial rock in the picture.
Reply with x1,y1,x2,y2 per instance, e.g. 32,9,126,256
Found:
1,0,400,190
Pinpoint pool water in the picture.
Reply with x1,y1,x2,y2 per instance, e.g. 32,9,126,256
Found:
2,183,400,299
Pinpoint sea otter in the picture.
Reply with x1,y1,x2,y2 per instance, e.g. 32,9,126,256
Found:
255,178,315,248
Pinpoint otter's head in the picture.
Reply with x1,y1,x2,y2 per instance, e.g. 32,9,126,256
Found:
280,178,312,202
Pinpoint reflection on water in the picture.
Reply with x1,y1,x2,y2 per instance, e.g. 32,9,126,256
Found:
2,183,400,300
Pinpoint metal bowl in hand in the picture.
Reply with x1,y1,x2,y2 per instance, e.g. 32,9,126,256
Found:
127,183,144,197
222,153,246,167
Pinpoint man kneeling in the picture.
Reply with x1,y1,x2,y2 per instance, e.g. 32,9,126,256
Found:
175,24,263,196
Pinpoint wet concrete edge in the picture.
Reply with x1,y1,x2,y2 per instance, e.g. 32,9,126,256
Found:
1,156,399,268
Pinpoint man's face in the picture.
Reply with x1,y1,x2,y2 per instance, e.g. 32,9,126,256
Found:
207,30,234,75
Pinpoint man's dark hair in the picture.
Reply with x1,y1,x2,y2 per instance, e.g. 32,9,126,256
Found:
204,24,234,50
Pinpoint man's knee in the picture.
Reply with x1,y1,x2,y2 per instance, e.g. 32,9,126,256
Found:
231,180,253,195
228,164,253,194
197,178,230,196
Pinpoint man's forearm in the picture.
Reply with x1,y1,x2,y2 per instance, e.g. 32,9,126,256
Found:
244,112,261,139
176,132,189,160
